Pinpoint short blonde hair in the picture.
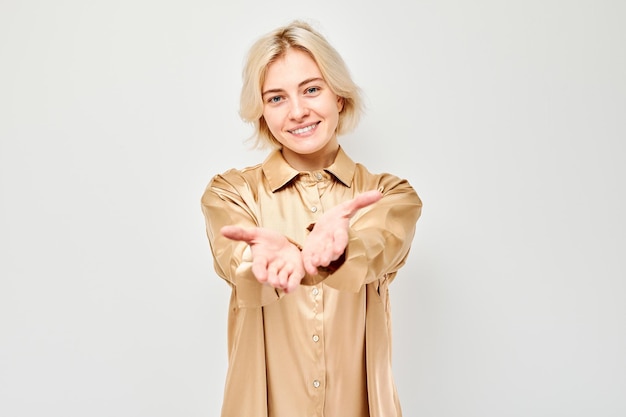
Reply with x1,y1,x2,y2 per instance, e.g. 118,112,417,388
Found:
239,20,363,149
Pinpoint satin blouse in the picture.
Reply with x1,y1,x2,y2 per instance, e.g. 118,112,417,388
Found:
201,147,422,417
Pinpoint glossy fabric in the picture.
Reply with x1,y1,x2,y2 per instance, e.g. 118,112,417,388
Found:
201,147,422,417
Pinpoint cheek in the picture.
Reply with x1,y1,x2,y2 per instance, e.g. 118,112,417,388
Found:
262,110,283,134
262,109,277,126
330,103,342,124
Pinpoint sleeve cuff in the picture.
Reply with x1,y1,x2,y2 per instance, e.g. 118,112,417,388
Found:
322,230,369,292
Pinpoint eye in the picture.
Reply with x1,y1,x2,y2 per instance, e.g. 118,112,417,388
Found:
267,95,283,104
305,86,320,94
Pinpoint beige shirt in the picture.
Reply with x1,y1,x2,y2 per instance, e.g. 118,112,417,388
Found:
201,147,422,417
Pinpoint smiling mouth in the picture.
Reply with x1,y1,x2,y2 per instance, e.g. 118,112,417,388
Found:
288,122,319,135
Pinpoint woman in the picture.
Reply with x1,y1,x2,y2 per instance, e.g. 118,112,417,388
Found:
201,20,422,417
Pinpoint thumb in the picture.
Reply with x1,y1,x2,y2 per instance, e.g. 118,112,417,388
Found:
345,190,383,217
221,225,256,243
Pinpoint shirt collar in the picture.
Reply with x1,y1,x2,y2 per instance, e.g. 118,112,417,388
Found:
262,146,357,192
325,146,356,187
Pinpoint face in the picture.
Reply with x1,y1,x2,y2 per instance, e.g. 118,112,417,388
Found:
261,48,344,170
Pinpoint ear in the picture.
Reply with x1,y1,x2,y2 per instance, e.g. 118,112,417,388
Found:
337,96,345,112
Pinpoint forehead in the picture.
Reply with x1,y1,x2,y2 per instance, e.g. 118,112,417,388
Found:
263,49,323,89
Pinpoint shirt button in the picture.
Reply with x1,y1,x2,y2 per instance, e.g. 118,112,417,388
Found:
310,206,317,213
312,288,319,296
312,335,320,342
315,173,323,180
313,380,321,388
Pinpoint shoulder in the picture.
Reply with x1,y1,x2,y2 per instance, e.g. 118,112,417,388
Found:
211,162,263,187
201,163,264,203
354,163,416,192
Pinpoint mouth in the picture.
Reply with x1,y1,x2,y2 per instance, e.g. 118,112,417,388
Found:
288,122,320,135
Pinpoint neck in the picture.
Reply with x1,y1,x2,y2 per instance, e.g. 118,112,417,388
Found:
281,143,339,171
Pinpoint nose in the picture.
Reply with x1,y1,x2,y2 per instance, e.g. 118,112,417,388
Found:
288,97,309,120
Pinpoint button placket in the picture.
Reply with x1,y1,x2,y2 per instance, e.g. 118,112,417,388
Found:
310,283,324,402
299,174,323,222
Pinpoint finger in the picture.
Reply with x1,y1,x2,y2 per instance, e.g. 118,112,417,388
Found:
286,269,304,294
266,258,286,288
303,256,318,276
317,243,333,267
277,266,290,289
266,264,279,288
251,256,268,282
309,252,321,268
344,190,383,217
220,225,255,243
332,229,349,256
293,262,305,282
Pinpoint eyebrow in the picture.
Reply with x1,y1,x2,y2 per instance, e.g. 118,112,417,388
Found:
262,77,325,97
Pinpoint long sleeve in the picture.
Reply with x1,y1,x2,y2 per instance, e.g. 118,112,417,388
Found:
322,172,422,292
201,170,284,307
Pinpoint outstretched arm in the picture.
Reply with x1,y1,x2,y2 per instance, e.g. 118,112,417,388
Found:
301,190,383,275
221,225,305,294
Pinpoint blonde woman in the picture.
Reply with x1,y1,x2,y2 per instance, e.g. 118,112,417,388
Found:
201,20,422,417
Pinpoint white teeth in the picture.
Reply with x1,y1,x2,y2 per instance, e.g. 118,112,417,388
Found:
290,124,316,135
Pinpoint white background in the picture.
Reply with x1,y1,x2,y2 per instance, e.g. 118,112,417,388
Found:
1,1,625,416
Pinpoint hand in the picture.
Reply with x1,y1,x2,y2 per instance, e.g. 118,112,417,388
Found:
220,225,305,293
301,190,382,275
